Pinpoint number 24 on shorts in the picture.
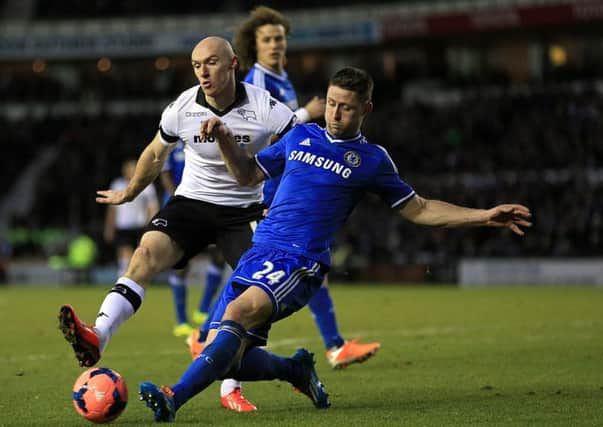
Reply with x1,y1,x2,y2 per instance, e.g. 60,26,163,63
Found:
252,261,286,285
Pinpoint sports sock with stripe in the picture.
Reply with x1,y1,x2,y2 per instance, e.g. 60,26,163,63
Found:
94,277,145,352
171,320,244,409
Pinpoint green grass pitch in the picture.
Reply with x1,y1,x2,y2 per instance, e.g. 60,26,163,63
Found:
1,284,602,426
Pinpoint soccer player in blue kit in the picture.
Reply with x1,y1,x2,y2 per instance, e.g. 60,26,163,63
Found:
139,66,532,421
189,6,381,382
236,5,382,370
187,6,379,412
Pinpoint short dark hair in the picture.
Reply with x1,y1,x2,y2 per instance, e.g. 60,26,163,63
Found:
329,67,374,102
233,6,291,73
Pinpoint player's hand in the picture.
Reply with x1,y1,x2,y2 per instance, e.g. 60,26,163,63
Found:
486,204,532,235
201,117,233,141
304,96,326,120
96,189,131,205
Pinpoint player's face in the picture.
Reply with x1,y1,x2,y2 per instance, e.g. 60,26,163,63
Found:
255,24,287,73
325,85,372,139
191,43,236,98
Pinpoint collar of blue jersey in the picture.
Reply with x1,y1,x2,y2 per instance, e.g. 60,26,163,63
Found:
195,82,247,117
324,129,366,144
253,62,288,82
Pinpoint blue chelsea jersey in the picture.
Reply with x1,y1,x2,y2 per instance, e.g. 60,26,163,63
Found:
253,124,416,265
244,63,300,207
244,63,299,111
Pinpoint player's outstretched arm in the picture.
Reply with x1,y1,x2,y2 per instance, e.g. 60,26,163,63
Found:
399,195,532,236
96,132,170,205
202,117,266,186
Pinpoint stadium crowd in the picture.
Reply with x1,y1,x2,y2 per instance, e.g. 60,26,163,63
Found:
2,55,601,281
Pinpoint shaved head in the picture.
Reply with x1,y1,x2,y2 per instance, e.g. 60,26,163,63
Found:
192,36,235,62
190,36,239,109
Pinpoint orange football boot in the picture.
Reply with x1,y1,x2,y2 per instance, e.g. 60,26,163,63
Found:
186,329,204,360
58,304,101,367
220,387,257,412
326,339,381,369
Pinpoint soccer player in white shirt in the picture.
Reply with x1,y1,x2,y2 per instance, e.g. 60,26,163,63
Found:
58,38,295,388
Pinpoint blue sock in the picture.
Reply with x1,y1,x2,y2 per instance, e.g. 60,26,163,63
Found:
196,297,218,341
198,263,223,313
169,273,188,324
308,286,344,349
233,347,303,384
171,320,244,410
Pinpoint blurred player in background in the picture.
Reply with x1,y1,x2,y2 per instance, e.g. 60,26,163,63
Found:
103,159,159,277
160,141,227,337
138,66,532,422
58,38,296,394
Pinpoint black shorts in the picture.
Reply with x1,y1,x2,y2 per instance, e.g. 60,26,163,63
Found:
145,196,264,269
114,228,144,248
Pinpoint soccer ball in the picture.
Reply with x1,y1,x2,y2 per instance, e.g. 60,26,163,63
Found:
72,367,128,423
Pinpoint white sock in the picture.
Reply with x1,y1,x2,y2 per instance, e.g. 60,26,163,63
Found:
220,379,242,397
95,277,145,353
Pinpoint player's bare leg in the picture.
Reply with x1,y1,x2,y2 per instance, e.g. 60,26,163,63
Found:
59,231,182,366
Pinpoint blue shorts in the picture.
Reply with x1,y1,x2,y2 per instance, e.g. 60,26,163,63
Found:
209,244,328,346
